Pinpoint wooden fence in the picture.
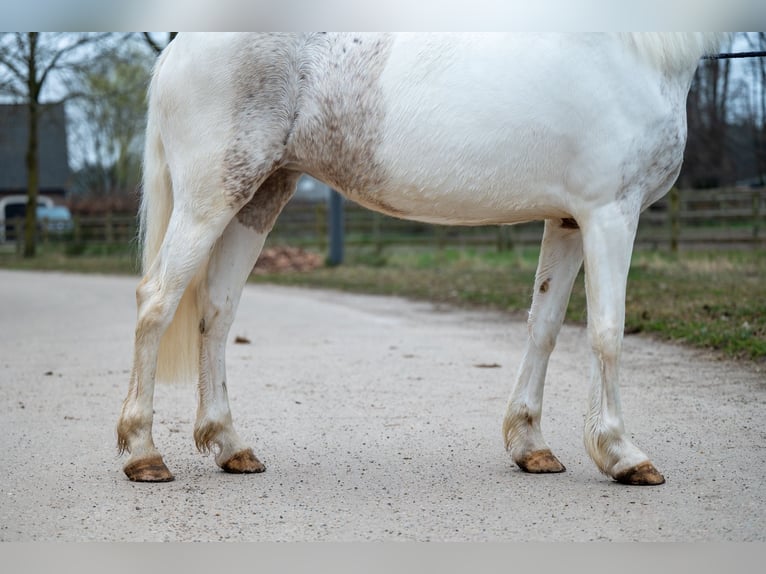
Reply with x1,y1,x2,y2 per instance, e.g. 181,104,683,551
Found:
271,186,766,251
1,213,139,255
2,187,764,254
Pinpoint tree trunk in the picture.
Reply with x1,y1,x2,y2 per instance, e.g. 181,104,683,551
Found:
23,33,40,258
23,99,39,258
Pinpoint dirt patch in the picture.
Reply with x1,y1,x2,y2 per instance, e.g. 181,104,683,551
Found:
253,246,324,274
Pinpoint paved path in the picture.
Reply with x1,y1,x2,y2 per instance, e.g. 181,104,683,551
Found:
0,269,763,541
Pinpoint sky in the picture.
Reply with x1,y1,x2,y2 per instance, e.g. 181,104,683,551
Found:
2,0,766,31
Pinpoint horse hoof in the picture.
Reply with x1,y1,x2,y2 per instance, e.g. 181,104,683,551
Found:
614,461,665,485
515,449,566,473
124,455,175,482
221,448,265,474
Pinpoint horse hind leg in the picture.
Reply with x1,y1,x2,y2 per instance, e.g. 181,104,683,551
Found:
117,151,289,483
193,169,299,474
117,202,240,481
503,219,583,474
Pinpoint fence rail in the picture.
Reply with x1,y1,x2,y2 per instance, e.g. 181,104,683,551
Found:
1,214,138,254
270,186,765,251
1,187,764,254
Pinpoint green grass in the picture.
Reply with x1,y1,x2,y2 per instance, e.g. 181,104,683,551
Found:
624,250,765,361
2,242,763,363
0,244,140,275
250,245,766,363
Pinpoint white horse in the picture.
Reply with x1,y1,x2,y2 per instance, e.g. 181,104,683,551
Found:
117,33,727,485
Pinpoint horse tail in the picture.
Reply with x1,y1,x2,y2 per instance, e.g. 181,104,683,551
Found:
140,43,202,384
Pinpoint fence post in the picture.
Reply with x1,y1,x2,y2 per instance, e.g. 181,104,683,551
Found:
14,218,23,256
315,203,327,251
434,225,446,251
42,219,49,250
753,189,761,241
105,211,114,244
496,225,515,252
327,187,344,266
372,212,384,255
73,215,82,245
669,187,680,253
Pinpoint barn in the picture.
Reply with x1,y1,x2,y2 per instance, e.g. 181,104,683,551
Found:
0,102,70,240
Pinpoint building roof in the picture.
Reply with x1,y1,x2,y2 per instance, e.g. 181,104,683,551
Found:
0,103,70,192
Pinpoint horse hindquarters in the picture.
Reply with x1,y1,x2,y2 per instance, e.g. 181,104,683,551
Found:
116,34,298,481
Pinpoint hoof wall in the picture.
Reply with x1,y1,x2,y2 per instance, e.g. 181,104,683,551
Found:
221,448,265,474
614,461,665,485
516,449,566,474
124,455,174,482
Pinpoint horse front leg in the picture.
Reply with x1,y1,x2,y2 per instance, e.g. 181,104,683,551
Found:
580,205,665,485
503,219,583,473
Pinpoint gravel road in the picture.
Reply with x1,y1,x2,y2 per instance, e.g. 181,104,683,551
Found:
0,269,763,541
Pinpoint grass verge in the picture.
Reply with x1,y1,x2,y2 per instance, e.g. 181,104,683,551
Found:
250,245,766,363
1,243,763,363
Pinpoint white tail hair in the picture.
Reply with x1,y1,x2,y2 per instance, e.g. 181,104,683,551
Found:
140,45,202,384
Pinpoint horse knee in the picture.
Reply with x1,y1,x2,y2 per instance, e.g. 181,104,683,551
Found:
588,323,623,364
528,320,559,354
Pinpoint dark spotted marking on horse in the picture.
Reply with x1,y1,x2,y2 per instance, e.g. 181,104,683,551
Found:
290,33,394,210
222,34,303,208
236,169,301,233
561,217,579,229
539,278,551,293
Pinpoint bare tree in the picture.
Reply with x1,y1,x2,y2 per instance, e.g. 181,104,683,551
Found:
142,32,177,55
681,35,736,188
77,46,155,197
746,33,766,184
0,32,115,257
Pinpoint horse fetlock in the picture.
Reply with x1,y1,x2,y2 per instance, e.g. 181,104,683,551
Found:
502,406,531,451
193,419,226,454
116,412,153,455
504,410,565,473
193,417,250,467
584,426,655,482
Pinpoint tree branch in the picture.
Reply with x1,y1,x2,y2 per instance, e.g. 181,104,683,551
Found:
142,32,163,55
0,44,28,85
38,33,113,89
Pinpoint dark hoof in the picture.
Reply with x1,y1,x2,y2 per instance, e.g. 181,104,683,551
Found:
221,448,265,474
124,455,174,482
516,449,566,474
614,461,665,485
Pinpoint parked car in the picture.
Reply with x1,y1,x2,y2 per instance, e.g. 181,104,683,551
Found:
36,204,73,233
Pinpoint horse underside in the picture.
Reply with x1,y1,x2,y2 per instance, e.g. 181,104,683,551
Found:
116,32,726,485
